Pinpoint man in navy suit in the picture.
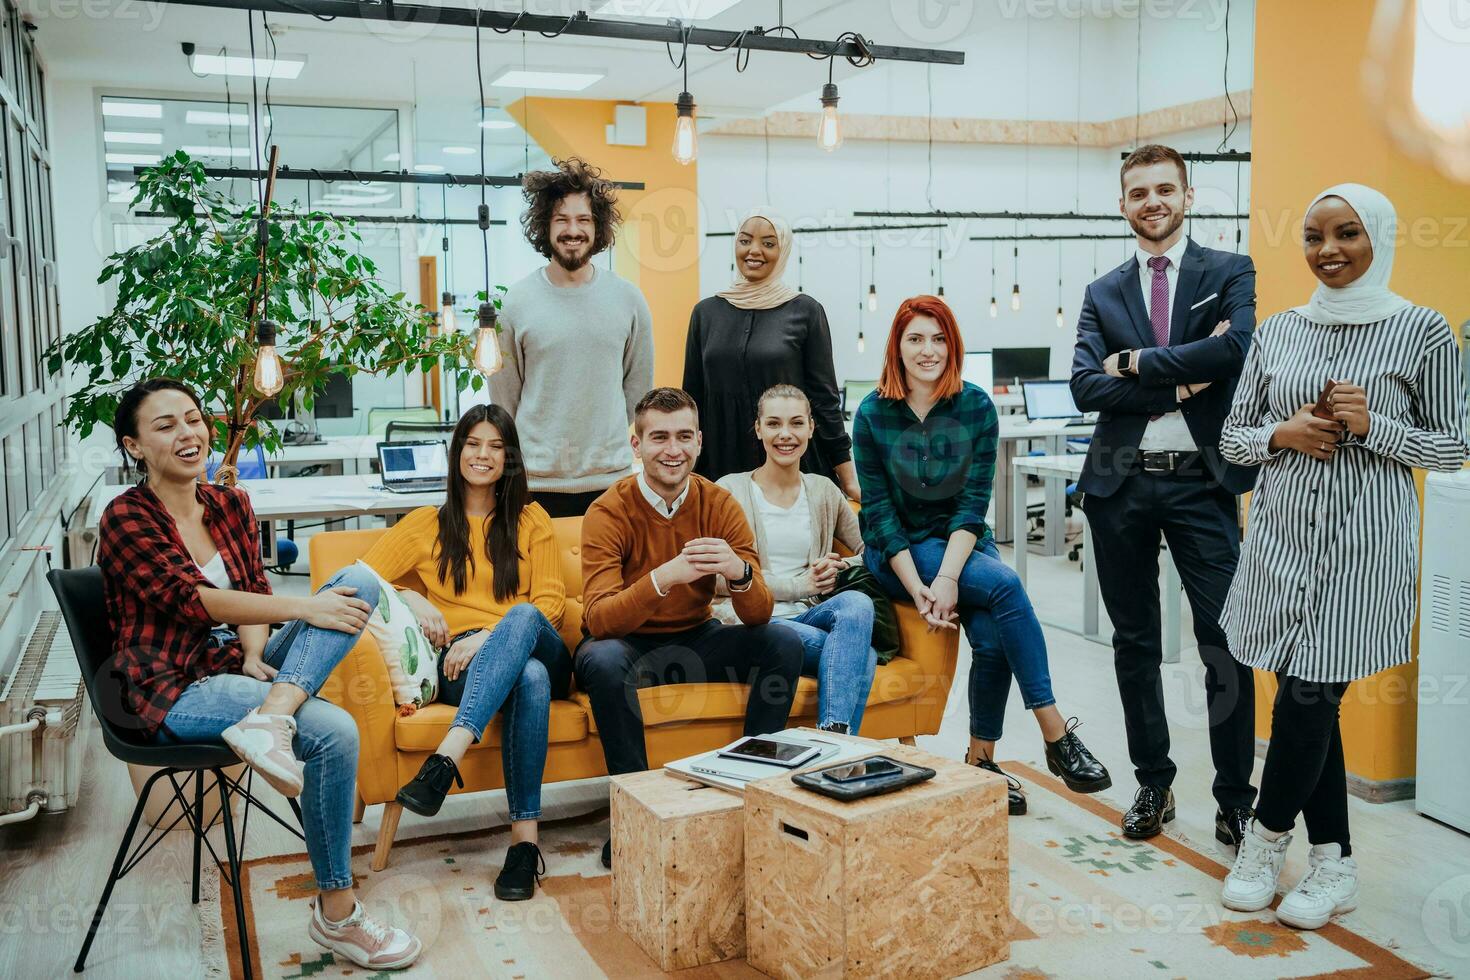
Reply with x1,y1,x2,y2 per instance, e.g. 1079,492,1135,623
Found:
1070,144,1259,845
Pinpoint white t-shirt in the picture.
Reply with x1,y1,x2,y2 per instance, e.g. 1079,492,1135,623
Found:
751,480,812,619
197,552,234,627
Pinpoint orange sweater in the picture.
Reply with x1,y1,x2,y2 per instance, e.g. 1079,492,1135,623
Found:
580,475,772,637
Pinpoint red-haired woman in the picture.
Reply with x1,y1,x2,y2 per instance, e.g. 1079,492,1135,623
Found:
852,295,1110,815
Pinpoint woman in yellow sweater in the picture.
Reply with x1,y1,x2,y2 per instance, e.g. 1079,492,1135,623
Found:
359,404,570,902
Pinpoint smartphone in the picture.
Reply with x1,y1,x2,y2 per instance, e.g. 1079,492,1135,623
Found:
1311,379,1340,421
821,758,905,783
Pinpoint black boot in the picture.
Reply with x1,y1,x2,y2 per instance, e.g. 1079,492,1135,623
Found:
395,754,464,817
1044,717,1112,794
494,842,546,901
970,756,1026,815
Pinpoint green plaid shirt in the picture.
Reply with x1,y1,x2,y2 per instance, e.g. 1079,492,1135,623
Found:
852,382,999,562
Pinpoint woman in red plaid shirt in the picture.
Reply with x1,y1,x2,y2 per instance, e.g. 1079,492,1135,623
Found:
98,378,421,971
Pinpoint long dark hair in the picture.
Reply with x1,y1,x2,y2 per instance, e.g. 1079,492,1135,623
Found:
435,404,530,601
112,377,212,477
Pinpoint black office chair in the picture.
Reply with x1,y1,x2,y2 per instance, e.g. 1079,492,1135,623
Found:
47,568,302,980
382,419,456,443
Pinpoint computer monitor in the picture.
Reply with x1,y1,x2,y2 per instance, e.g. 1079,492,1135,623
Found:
961,351,993,401
842,380,878,415
257,373,354,421
1022,380,1084,421
993,347,1051,387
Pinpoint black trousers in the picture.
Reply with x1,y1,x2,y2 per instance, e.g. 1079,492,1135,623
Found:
574,619,805,775
1083,468,1257,810
534,489,607,519
1255,674,1351,855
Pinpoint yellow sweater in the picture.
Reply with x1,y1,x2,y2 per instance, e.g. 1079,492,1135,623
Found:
361,503,565,638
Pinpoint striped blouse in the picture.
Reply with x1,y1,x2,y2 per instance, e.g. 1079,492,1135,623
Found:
1219,306,1468,682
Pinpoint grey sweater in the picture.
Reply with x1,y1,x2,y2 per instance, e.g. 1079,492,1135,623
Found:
489,267,654,493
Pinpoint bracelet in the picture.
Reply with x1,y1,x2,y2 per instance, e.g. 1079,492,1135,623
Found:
934,573,958,583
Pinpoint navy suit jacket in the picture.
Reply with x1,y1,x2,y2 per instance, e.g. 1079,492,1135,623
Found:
1069,238,1260,497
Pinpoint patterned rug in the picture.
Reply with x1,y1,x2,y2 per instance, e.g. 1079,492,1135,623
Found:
219,765,1432,979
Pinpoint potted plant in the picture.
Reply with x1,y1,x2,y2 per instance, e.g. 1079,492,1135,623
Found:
47,150,490,478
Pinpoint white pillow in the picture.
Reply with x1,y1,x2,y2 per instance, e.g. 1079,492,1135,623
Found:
354,561,439,710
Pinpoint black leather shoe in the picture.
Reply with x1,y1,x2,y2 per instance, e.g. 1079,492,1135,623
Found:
970,757,1027,815
600,838,612,870
817,721,849,734
1215,806,1253,848
395,753,464,817
494,842,546,901
1122,785,1176,839
1044,717,1112,794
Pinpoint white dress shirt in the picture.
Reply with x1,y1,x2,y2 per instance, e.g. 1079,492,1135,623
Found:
1135,235,1197,451
637,469,689,518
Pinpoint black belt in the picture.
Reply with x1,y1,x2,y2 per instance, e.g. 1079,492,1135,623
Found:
1138,450,1207,475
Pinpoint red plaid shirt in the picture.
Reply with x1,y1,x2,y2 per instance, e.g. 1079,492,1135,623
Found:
97,482,271,736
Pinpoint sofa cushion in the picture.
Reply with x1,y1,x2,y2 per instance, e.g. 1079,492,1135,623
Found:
571,656,924,733
394,698,589,752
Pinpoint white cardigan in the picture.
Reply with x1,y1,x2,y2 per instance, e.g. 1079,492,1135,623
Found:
712,471,864,621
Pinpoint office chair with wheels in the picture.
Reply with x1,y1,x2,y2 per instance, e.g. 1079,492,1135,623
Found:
47,567,302,980
366,406,437,435
383,419,456,443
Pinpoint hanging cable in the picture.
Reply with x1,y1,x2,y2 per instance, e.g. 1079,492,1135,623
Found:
475,5,489,290
246,11,263,212
925,63,934,211
1218,0,1239,151
262,13,276,151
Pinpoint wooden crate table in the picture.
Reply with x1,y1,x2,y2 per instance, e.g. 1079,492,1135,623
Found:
609,768,746,971
743,744,1009,979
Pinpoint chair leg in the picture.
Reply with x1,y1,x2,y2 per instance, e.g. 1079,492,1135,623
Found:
897,735,917,746
352,794,365,824
371,802,402,872
75,768,164,973
191,773,205,905
215,768,254,980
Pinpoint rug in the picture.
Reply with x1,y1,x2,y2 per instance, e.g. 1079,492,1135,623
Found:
220,765,1433,979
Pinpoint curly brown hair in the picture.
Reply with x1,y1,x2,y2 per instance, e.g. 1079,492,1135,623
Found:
519,157,622,260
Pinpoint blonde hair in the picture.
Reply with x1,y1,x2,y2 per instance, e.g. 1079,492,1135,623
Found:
755,383,811,421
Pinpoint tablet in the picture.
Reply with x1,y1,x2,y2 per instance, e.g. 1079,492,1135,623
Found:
716,736,822,769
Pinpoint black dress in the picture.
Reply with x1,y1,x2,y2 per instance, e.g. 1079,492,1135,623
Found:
682,293,852,484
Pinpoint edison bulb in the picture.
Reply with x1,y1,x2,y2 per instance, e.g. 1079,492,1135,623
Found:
1010,285,1021,311
672,92,698,166
1056,307,1065,329
989,297,998,318
857,332,866,354
866,287,878,313
253,344,283,397
473,327,503,377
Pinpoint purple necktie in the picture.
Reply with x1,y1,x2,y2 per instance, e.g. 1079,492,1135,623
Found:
1148,255,1171,347
1147,255,1171,420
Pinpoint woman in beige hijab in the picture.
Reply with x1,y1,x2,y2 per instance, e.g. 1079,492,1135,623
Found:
683,207,858,498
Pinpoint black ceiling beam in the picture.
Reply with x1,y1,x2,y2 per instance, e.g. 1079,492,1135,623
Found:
148,0,965,65
127,164,644,190
857,210,1250,220
706,223,946,237
136,209,506,226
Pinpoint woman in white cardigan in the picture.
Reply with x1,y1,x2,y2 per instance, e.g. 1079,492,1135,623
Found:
716,384,877,733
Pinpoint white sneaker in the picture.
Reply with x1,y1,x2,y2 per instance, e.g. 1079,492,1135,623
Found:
308,899,422,970
1276,844,1359,929
222,709,304,797
1222,821,1291,912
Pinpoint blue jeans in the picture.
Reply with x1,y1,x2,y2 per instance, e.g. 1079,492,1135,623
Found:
775,591,877,733
865,536,1055,741
155,564,380,893
435,604,571,822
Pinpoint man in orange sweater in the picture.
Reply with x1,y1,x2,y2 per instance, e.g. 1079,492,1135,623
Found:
577,388,804,864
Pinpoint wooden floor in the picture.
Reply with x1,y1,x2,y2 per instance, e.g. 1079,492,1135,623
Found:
3,518,1468,978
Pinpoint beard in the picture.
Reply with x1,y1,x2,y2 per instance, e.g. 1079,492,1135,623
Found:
551,236,593,271
1128,207,1185,243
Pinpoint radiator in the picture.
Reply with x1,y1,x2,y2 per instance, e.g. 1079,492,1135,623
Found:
0,612,91,824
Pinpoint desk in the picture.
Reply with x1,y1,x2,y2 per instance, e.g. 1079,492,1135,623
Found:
89,475,440,565
991,418,1094,547
103,435,383,483
1010,455,1181,662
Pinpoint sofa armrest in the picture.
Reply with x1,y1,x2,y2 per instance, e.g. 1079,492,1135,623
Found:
889,601,961,735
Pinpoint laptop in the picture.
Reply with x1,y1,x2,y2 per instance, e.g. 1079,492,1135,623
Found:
1022,380,1096,425
377,439,449,493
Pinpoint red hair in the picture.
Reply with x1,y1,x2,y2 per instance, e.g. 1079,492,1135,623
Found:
876,294,966,401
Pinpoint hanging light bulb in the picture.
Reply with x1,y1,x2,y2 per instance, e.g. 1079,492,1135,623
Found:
989,296,999,318
988,242,998,318
673,91,698,166
1056,306,1065,329
252,319,283,397
439,291,457,334
866,240,878,312
857,329,866,354
936,247,945,297
817,82,842,152
1010,283,1022,312
866,283,878,313
473,302,503,377
1010,242,1021,311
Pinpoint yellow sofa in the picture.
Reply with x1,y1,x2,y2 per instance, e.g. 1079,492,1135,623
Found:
309,517,960,870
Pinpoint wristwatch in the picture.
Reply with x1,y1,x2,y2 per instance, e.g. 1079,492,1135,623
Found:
1118,349,1140,376
729,561,754,591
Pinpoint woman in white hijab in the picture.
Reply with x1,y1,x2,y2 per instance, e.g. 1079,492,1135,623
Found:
682,207,859,498
1216,183,1468,929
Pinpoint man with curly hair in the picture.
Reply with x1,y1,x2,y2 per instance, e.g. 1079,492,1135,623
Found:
490,157,654,518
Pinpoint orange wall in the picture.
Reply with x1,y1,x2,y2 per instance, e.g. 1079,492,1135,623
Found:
508,97,700,388
1251,2,1470,785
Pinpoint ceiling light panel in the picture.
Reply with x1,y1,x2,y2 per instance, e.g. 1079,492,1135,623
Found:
186,109,250,126
490,68,604,92
101,101,162,119
190,52,306,79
